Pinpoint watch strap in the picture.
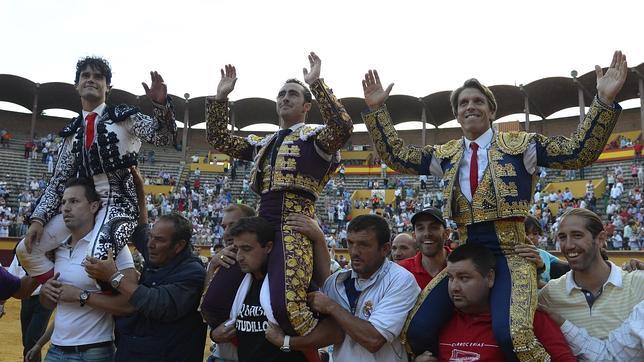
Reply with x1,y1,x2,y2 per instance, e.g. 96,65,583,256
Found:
281,335,291,352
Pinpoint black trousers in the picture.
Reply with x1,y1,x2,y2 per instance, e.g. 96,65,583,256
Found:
21,295,53,361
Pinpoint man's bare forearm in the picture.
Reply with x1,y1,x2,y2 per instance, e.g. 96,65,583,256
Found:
291,318,344,351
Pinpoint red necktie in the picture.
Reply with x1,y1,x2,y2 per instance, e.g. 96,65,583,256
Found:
470,142,479,196
85,112,97,150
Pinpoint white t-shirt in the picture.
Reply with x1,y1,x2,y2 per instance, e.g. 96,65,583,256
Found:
51,228,134,346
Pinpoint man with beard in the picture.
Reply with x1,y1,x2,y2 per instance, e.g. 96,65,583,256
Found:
399,208,450,289
539,208,643,345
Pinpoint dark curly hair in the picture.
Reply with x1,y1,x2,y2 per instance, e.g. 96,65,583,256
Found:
74,56,112,86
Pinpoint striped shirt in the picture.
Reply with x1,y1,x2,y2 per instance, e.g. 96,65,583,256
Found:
539,261,644,340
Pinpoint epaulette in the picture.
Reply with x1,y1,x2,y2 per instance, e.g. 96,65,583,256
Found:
246,134,270,147
108,104,140,123
496,131,534,155
59,116,83,137
433,139,462,159
298,125,325,141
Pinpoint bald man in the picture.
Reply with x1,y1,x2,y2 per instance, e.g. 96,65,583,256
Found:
391,233,418,263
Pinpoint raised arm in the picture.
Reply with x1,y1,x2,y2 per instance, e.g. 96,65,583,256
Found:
303,52,353,154
361,70,434,175
129,71,177,146
205,65,257,161
534,51,627,169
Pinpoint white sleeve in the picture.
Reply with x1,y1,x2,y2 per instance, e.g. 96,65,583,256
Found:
523,142,537,175
115,245,135,270
560,301,644,361
429,156,443,177
367,269,421,342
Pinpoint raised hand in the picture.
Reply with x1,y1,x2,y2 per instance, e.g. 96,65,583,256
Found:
596,50,628,105
215,65,237,101
303,52,321,85
142,71,168,104
362,70,393,111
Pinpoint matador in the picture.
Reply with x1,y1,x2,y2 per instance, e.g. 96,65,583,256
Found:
201,53,353,338
360,51,627,361
16,57,176,286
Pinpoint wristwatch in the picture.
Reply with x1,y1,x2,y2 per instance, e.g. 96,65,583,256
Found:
79,290,91,307
110,272,125,289
280,335,291,352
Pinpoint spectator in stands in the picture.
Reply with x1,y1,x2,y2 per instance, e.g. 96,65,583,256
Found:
83,212,207,362
39,178,136,362
562,187,573,202
539,208,644,343
307,215,420,361
413,244,576,362
380,160,387,178
338,163,346,181
390,232,417,263
419,175,427,190
585,180,594,199
634,138,642,162
24,139,35,159
399,208,450,289
610,183,622,200
548,191,558,203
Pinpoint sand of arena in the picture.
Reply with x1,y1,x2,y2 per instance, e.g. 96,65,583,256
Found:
0,298,210,361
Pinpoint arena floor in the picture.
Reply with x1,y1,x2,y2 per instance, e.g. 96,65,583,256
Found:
0,298,211,361
0,299,37,362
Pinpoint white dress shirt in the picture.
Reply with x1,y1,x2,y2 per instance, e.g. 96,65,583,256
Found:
82,103,107,143
429,127,537,201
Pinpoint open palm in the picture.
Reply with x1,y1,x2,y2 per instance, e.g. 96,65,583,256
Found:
596,51,628,105
142,71,167,104
216,64,237,100
303,52,321,85
362,70,393,111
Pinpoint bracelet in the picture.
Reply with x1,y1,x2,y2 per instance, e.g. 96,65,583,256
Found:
30,218,45,226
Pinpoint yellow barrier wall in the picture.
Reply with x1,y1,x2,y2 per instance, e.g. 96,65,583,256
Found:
543,179,605,199
143,185,174,195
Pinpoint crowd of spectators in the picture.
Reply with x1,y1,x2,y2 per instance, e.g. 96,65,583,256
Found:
1,144,642,255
